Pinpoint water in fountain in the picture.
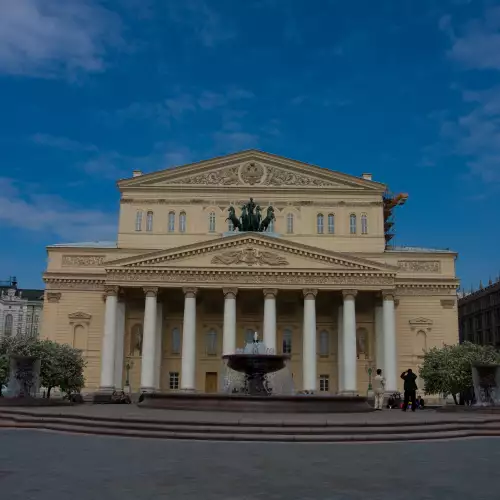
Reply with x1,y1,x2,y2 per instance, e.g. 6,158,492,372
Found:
222,334,295,396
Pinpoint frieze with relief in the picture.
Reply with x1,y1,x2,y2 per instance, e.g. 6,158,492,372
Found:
211,248,289,266
62,255,106,267
398,260,441,273
163,162,341,188
106,270,395,286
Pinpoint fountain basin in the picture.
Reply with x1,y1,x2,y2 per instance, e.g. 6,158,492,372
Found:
139,392,373,413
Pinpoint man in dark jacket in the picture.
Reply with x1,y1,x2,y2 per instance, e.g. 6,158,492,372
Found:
401,369,418,412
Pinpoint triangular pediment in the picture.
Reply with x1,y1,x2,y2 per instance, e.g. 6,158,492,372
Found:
118,150,385,192
105,233,396,272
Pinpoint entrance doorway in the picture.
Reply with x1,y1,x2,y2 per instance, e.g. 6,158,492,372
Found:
205,372,218,393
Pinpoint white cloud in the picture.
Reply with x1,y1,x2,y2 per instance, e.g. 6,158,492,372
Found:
31,133,98,152
0,0,124,78
0,177,117,241
213,131,259,151
442,7,500,70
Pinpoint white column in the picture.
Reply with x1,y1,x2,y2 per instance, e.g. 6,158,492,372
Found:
222,288,237,355
154,303,163,390
375,301,384,372
302,289,317,392
263,289,278,352
140,287,158,392
337,304,344,393
383,291,397,393
99,287,119,391
342,290,358,394
181,287,197,391
113,301,126,389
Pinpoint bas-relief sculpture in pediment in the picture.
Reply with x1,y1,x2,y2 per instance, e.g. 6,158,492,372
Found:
121,151,383,191
108,240,393,272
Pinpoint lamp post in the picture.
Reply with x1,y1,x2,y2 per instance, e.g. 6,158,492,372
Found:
365,361,374,395
125,358,134,393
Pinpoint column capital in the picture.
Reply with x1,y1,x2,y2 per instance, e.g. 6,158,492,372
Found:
143,287,159,298
303,289,318,300
381,290,396,301
223,288,238,299
342,289,358,300
183,287,198,298
263,288,278,299
104,285,120,297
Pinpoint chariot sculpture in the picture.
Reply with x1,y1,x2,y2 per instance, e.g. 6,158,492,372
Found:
227,198,276,232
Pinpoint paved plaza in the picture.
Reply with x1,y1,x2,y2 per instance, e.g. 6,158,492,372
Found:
0,428,498,500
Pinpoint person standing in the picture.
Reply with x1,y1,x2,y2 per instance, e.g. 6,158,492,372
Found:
373,368,386,411
401,369,418,412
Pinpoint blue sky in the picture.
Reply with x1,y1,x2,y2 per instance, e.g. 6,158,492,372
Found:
0,0,499,289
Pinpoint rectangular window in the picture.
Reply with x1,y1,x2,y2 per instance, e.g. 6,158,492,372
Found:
319,331,329,356
171,328,181,355
282,329,292,354
319,375,329,392
169,372,179,390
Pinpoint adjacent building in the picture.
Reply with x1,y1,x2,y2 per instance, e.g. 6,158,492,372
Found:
41,150,460,394
458,279,500,347
0,277,44,339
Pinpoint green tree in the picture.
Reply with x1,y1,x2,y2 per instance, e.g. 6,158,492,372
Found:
419,342,500,404
0,336,86,398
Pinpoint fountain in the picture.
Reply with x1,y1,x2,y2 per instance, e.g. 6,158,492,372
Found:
222,332,294,396
139,332,372,413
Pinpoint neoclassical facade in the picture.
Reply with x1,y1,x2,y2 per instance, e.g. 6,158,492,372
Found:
42,150,459,395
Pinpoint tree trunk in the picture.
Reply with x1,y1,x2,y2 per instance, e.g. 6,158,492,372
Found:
452,393,459,405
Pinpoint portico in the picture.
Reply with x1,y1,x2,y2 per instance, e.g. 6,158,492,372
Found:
98,232,400,394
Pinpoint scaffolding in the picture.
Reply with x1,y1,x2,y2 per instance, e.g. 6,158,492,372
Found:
383,191,408,248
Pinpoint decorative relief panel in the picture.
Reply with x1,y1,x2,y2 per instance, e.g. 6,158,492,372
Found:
398,260,441,273
62,255,105,267
163,162,341,188
106,269,395,286
211,248,289,266
409,317,433,331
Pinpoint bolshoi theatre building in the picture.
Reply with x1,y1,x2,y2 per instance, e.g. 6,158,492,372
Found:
41,150,459,395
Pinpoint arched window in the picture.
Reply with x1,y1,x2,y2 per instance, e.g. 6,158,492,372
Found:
135,210,143,231
228,219,234,231
179,212,186,233
208,211,216,232
146,211,153,232
73,325,86,351
168,211,175,232
319,330,329,356
171,327,181,355
130,323,143,355
327,213,335,234
4,314,13,337
356,327,367,359
286,213,294,234
317,213,324,234
349,213,357,234
361,213,368,234
268,218,275,232
282,328,292,354
206,329,217,355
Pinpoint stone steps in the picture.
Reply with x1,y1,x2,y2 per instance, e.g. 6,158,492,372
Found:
1,410,500,443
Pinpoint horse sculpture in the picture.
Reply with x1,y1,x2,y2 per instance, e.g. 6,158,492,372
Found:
228,199,275,232
226,206,241,231
259,206,275,232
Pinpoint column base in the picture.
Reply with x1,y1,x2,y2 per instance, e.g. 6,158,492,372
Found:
338,390,359,397
93,387,116,404
139,386,157,394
